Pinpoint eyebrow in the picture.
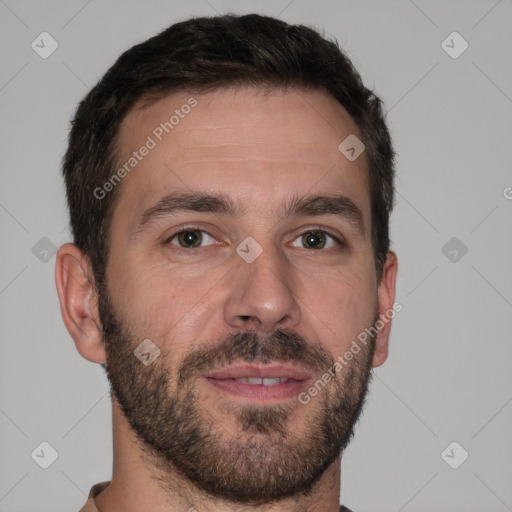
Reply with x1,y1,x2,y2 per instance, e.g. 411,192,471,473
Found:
132,191,365,237
284,193,365,235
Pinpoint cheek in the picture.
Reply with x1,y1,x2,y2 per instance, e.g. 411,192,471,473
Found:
300,265,377,355
114,260,226,343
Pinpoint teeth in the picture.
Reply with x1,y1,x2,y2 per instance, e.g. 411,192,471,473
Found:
234,377,289,385
262,378,281,386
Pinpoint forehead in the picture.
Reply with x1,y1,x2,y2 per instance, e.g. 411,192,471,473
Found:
113,87,370,231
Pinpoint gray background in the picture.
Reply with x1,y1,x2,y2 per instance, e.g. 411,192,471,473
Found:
1,1,511,510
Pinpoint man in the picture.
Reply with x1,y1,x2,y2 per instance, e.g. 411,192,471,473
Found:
56,13,398,512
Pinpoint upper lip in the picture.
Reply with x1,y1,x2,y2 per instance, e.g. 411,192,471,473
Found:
203,363,313,381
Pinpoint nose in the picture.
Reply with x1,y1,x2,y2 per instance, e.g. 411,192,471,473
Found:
223,245,301,334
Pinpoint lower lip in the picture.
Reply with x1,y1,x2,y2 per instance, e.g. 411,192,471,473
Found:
203,377,311,403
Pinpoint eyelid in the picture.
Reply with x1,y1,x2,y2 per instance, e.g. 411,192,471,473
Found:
290,225,345,244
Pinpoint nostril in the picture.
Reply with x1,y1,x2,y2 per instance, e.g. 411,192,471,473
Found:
240,316,251,322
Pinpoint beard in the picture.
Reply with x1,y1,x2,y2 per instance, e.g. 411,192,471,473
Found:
97,289,377,505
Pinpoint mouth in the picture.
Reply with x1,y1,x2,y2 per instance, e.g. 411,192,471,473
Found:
202,363,313,403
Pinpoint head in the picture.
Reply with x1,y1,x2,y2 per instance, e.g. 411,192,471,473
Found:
56,13,397,506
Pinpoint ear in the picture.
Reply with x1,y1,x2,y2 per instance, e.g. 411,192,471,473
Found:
55,243,107,364
372,251,398,368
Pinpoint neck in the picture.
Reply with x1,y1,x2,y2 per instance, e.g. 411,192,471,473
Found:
95,401,343,512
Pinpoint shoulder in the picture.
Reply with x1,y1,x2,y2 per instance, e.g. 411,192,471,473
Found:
79,481,111,512
340,506,355,512
89,480,111,497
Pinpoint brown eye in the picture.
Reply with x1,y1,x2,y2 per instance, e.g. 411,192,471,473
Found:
168,229,215,249
291,230,341,250
302,231,326,249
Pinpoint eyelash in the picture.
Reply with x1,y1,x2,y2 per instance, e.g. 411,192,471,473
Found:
163,226,345,252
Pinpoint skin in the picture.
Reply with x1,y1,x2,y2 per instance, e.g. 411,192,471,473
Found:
56,87,398,512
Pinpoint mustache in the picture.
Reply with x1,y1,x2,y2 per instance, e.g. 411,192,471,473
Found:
178,329,335,386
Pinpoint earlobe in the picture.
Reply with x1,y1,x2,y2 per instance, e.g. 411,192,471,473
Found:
372,251,398,368
55,243,107,364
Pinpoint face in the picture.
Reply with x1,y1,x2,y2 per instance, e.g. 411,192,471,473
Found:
99,87,385,504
